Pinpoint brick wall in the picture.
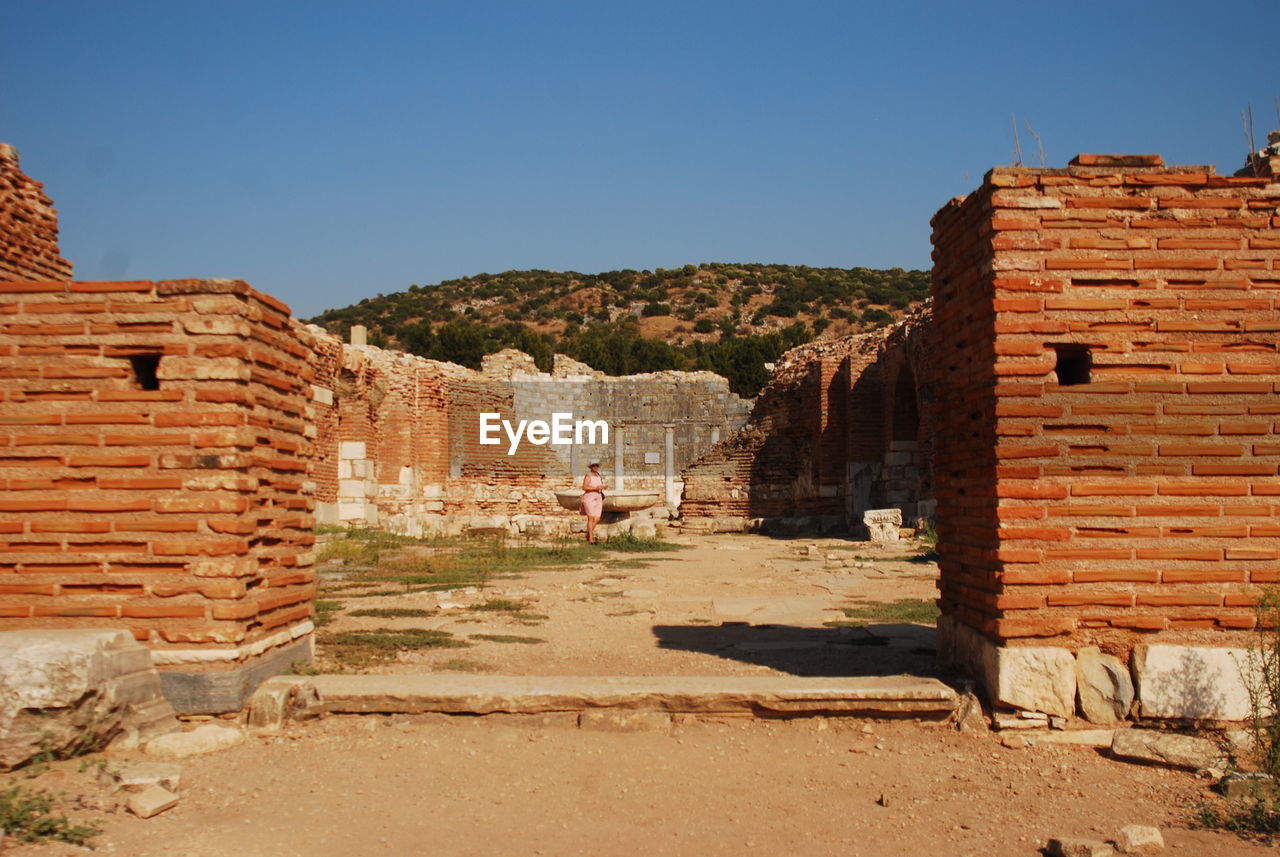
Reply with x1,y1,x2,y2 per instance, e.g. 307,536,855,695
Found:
931,153,1280,720
308,335,751,535
0,145,72,282
681,315,934,532
0,278,315,710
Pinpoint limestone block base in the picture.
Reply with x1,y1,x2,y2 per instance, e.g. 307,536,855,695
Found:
157,633,314,715
939,616,1267,723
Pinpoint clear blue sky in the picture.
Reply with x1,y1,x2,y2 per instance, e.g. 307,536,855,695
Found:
3,0,1275,318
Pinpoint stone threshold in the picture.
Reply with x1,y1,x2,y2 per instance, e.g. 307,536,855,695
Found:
250,674,958,724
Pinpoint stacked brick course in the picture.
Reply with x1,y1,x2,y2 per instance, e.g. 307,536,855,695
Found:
308,333,751,535
931,153,1280,719
681,313,934,532
0,278,315,711
0,145,72,282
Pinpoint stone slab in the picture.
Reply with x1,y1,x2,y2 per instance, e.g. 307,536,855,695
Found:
1019,729,1115,748
144,724,244,759
1110,728,1224,771
99,761,183,793
159,634,313,715
1133,644,1255,721
308,674,958,717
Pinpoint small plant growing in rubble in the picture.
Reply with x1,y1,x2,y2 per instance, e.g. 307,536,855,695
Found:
0,784,99,846
1241,586,1280,779
1199,585,1280,836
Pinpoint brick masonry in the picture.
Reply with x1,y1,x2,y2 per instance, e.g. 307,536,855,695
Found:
0,278,315,711
931,152,1280,719
308,332,752,536
0,145,72,283
680,311,935,534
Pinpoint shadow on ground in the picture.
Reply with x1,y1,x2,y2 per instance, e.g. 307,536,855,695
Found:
652,622,938,678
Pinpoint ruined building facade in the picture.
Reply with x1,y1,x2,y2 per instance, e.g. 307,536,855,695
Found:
307,332,751,537
0,277,317,712
2,143,1277,724
680,315,935,534
931,153,1280,720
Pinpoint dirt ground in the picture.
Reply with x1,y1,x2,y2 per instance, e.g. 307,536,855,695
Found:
320,532,943,677
3,533,1273,856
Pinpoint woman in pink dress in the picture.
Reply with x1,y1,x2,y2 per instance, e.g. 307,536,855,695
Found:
579,462,605,543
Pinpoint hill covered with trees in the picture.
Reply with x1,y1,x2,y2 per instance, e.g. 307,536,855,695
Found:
307,262,929,396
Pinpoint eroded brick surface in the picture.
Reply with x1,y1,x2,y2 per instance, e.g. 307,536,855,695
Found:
931,156,1280,657
0,145,72,283
0,279,315,661
680,312,934,530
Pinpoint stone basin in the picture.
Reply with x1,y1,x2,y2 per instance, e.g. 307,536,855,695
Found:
555,489,663,513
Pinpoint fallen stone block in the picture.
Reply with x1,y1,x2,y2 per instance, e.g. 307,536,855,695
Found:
126,784,179,819
1023,729,1115,748
1114,824,1164,855
99,761,183,793
951,692,988,734
246,677,322,732
1048,838,1114,857
1219,772,1280,803
863,508,902,545
0,629,179,770
144,724,244,759
1110,729,1223,771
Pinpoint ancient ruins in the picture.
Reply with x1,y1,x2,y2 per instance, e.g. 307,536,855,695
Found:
1,137,1277,729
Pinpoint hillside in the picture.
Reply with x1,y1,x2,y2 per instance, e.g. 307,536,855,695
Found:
307,262,929,396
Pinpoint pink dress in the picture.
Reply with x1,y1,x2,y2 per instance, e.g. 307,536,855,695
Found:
580,473,604,517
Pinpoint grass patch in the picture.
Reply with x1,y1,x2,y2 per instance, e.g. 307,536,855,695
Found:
347,607,436,619
321,532,678,598
313,600,344,628
836,598,939,626
601,533,682,552
316,527,422,566
469,634,546,645
318,628,467,669
0,784,99,846
1195,799,1280,836
473,598,528,612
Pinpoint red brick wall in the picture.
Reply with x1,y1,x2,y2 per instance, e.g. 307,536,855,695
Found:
682,320,934,526
0,145,72,283
0,279,315,662
931,154,1280,657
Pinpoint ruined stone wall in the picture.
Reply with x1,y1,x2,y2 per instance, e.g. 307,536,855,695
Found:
932,153,1280,720
0,145,73,283
308,336,750,535
0,278,315,712
681,313,934,533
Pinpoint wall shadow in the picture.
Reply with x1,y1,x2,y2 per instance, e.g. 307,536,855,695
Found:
652,622,939,678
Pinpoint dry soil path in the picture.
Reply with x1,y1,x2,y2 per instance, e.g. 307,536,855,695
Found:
322,532,941,677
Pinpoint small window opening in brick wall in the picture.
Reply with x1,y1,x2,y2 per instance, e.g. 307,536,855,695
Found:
127,354,161,390
1052,344,1092,386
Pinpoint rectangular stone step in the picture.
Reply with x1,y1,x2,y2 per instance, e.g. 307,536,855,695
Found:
305,674,958,718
